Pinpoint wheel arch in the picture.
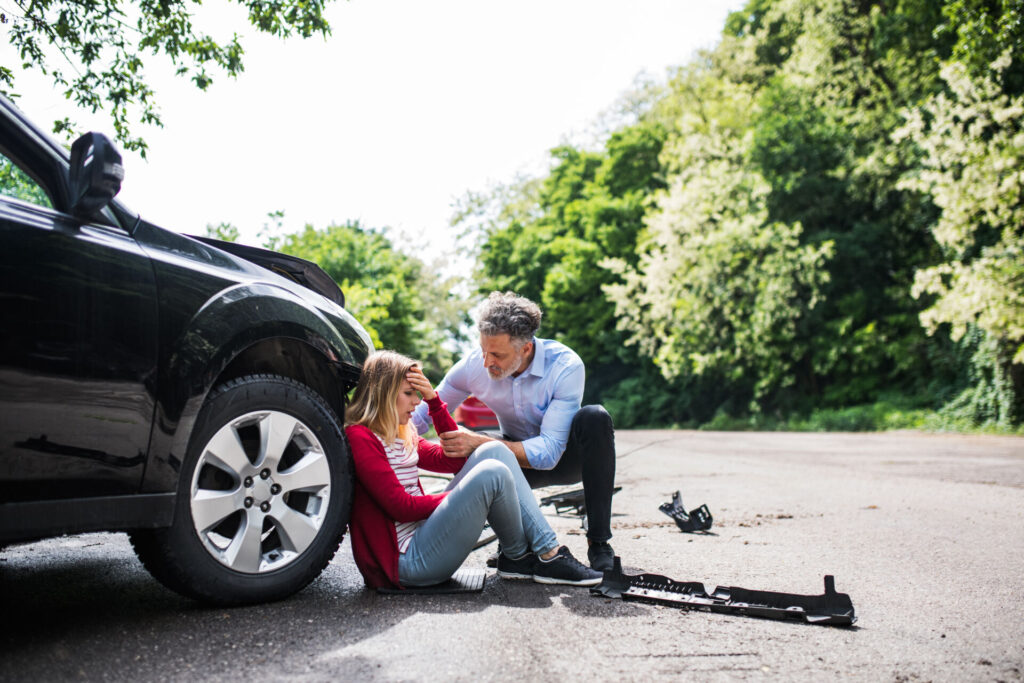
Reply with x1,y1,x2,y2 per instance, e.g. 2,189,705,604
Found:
215,336,349,421
142,284,365,495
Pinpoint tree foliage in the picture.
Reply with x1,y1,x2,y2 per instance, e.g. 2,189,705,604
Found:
1,0,333,155
207,219,468,380
0,155,52,206
605,76,833,411
276,221,468,380
899,55,1024,359
895,54,1024,426
726,0,954,407
940,0,1024,94
463,0,1024,429
458,106,674,412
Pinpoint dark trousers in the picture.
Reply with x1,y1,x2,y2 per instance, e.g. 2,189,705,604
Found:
491,404,616,543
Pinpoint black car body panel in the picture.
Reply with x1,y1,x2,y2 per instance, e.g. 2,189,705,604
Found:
190,235,346,309
0,96,372,544
0,196,160,506
135,220,369,496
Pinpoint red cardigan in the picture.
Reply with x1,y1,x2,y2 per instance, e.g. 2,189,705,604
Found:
345,396,463,589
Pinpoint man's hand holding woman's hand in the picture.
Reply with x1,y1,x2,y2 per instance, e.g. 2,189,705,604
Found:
405,365,436,401
439,429,489,459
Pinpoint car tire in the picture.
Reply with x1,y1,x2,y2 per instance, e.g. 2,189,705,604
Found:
129,374,351,605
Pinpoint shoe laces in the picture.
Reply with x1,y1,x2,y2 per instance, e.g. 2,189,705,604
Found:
556,548,589,570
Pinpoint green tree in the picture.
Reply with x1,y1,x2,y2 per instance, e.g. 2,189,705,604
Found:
605,74,833,415
691,0,970,411
0,155,51,206
203,218,468,378
1,0,334,155
939,0,1024,94
273,221,468,380
204,221,241,243
464,113,674,417
896,54,1024,425
463,0,1024,429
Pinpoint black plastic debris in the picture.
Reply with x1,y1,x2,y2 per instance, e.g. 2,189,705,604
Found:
541,486,622,516
592,557,856,627
660,490,713,532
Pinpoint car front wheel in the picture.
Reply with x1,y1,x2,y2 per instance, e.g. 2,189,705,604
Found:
130,374,351,605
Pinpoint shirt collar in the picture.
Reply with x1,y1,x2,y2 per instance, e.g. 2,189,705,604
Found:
524,337,545,378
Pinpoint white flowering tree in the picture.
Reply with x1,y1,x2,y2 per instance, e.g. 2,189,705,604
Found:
893,52,1024,424
897,53,1024,364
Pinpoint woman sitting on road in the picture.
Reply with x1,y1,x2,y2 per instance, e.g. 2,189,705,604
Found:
345,350,601,589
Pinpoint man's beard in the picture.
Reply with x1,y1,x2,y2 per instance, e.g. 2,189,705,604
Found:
487,364,517,381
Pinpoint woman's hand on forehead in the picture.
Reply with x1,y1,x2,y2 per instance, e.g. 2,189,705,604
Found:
405,366,437,401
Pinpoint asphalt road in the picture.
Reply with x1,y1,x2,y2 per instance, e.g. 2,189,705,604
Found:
2,430,1022,682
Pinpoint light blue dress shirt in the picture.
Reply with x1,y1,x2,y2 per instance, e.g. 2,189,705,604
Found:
411,337,585,470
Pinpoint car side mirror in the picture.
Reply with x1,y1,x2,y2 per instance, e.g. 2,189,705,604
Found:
69,132,124,218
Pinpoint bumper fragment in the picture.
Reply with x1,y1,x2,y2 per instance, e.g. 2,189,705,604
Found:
659,490,713,532
540,486,621,516
592,557,856,627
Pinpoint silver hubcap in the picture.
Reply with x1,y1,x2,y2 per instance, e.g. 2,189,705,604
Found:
190,410,331,573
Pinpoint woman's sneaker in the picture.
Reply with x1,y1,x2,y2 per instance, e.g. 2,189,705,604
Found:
496,551,536,580
532,546,603,586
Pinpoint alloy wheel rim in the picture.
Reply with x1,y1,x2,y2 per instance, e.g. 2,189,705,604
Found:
190,410,331,573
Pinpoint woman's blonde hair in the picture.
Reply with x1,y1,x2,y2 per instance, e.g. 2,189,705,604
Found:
345,350,420,451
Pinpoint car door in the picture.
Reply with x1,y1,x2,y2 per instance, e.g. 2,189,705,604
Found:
0,145,159,503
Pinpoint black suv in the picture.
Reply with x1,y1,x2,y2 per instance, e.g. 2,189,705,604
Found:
0,96,373,605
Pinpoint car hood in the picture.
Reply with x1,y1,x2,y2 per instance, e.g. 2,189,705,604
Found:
189,236,345,308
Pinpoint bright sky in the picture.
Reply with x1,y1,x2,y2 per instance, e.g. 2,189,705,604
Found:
6,0,742,261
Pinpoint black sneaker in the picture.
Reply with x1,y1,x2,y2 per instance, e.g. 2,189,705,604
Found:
532,546,602,586
587,541,615,572
496,551,536,580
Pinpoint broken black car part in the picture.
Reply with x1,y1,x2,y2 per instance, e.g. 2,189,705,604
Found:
541,486,622,516
660,490,713,532
592,558,856,627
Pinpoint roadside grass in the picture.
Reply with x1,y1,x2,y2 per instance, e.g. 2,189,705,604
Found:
697,401,1024,435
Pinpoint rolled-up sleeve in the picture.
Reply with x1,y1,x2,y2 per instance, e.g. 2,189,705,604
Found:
521,362,584,470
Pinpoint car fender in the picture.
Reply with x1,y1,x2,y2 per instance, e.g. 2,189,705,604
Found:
142,282,365,494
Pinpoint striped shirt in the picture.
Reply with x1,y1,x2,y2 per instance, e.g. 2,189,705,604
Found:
377,434,423,552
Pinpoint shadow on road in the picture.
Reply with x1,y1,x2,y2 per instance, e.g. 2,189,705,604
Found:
0,534,637,680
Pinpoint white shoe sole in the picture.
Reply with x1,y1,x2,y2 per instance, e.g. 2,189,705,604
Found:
497,570,534,580
532,575,602,587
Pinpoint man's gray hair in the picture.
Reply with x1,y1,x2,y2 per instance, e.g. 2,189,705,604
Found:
476,291,542,345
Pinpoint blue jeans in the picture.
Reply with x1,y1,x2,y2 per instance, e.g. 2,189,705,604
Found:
398,442,559,586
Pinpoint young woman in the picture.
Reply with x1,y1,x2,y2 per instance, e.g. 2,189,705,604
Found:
344,350,601,589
